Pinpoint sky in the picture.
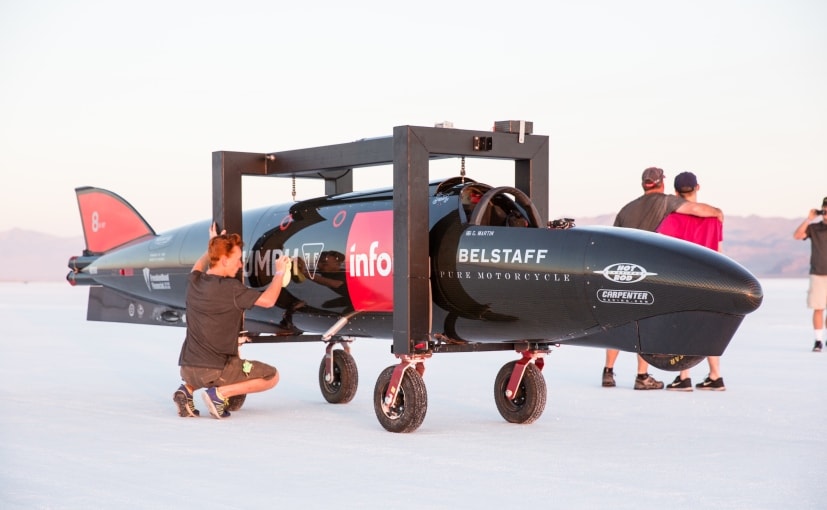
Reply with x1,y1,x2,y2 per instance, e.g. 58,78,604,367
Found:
1,279,824,509
1,1,825,238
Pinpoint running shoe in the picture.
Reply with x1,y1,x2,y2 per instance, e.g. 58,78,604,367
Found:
173,384,200,417
696,376,726,391
666,376,693,392
202,387,231,419
602,368,616,387
633,373,664,390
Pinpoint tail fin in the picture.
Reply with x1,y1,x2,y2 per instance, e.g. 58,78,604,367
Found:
74,187,155,255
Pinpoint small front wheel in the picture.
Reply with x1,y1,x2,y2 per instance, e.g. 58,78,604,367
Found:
318,349,359,404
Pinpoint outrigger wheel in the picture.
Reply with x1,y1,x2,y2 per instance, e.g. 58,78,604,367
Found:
640,353,705,371
318,349,359,404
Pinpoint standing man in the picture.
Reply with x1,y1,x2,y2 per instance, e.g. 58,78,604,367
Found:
793,197,827,352
603,167,724,389
174,223,290,419
658,172,726,391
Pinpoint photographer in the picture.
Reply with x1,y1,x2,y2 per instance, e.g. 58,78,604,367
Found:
793,197,827,352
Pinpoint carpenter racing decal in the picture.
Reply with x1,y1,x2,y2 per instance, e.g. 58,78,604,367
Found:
597,289,654,305
593,263,657,283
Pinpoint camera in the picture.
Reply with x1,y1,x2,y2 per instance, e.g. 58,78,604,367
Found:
816,208,827,216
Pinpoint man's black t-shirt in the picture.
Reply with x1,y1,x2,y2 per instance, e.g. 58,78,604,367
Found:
805,221,827,275
178,271,261,369
614,193,686,232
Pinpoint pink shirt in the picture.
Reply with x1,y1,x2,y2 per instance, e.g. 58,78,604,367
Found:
656,213,723,251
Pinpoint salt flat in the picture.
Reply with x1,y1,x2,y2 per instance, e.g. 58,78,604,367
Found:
0,279,823,509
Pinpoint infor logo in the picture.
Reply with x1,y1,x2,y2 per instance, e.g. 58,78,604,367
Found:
593,263,657,283
345,210,394,311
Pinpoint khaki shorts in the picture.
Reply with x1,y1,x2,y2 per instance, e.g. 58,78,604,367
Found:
180,356,278,390
807,274,827,310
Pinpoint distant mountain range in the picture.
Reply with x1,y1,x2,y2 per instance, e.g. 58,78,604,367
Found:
2,229,87,283
1,217,813,283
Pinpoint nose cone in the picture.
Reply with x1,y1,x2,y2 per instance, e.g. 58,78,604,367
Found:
584,226,763,356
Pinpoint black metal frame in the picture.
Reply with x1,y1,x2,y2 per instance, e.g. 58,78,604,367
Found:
212,124,549,355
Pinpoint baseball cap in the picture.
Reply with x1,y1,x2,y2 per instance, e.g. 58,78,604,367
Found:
674,171,698,193
641,167,664,189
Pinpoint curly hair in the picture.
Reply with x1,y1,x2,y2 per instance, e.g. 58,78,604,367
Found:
208,233,243,268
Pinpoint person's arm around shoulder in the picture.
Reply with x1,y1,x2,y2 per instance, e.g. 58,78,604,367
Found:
675,201,724,222
254,256,290,308
793,209,819,240
192,222,223,273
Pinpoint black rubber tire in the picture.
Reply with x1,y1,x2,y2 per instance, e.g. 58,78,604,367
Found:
494,361,547,424
226,394,246,412
373,365,428,433
640,353,705,371
318,349,359,404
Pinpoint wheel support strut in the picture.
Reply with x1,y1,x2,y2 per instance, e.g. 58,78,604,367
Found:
323,340,352,383
381,353,431,414
505,349,548,399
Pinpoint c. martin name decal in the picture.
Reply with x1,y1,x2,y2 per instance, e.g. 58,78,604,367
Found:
597,288,654,305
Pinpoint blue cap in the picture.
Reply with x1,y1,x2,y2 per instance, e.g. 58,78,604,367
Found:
674,172,698,192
